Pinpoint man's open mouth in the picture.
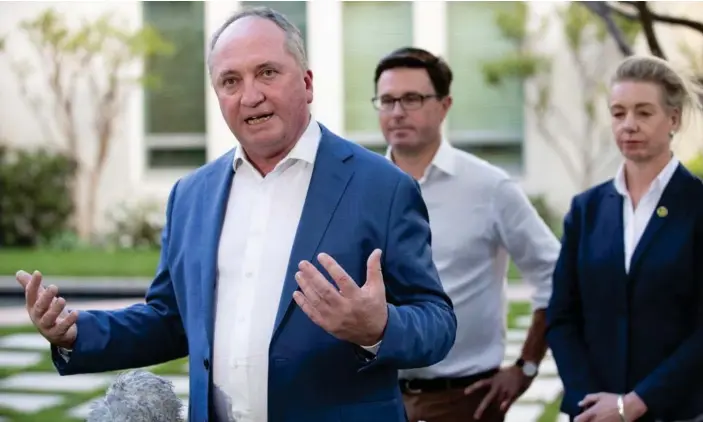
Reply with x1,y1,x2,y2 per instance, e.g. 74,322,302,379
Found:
245,114,273,125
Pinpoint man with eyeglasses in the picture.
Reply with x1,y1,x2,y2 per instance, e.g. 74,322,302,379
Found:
372,47,561,422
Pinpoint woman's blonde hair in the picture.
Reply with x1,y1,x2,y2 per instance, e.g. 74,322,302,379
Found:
611,54,703,132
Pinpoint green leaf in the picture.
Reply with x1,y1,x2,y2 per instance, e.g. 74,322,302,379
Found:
482,53,551,86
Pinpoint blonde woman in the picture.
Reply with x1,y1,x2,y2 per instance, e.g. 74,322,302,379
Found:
547,55,703,422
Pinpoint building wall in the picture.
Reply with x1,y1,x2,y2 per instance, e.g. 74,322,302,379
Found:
0,1,700,233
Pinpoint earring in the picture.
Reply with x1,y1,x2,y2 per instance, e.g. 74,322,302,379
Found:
669,131,675,139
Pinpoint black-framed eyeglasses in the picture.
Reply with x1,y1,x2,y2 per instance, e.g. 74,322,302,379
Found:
371,93,438,111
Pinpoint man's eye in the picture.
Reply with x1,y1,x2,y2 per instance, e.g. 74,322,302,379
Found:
402,95,422,103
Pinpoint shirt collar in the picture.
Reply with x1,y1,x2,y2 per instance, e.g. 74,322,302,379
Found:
613,153,679,197
233,117,321,171
385,139,457,177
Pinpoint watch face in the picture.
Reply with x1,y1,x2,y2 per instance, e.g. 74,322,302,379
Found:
522,362,538,377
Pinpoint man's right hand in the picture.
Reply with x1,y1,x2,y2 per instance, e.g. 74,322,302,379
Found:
16,270,78,349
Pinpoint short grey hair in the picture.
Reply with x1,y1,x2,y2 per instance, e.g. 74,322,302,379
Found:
612,54,703,131
207,6,308,74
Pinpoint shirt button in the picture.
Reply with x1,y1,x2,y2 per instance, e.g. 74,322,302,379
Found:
245,271,253,278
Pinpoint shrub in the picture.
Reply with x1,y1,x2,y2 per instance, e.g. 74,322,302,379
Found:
529,194,560,233
105,200,165,250
685,153,703,179
0,145,78,247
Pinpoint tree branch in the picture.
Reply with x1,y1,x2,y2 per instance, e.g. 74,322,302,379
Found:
579,1,634,56
616,1,703,33
6,60,60,150
529,102,583,188
631,1,666,59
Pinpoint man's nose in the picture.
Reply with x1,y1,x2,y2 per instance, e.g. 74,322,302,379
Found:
240,81,265,107
390,101,406,118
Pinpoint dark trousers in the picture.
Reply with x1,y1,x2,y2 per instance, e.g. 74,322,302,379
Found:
402,386,505,422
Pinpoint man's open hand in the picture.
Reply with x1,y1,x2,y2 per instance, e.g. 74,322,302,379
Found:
16,270,78,349
293,249,388,347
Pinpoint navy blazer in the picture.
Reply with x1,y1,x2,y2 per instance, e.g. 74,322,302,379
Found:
51,124,457,422
546,164,703,421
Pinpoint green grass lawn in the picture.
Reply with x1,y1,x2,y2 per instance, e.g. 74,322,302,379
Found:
0,324,188,422
0,301,562,421
0,247,525,280
508,302,563,422
0,248,160,278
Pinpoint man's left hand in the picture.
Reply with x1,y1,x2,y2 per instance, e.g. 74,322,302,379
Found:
293,249,388,347
463,365,532,419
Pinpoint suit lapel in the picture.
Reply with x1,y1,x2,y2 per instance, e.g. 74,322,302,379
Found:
271,130,354,343
629,165,687,275
199,151,235,346
602,188,627,276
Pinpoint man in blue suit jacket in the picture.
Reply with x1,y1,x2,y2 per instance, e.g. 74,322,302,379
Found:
15,6,456,422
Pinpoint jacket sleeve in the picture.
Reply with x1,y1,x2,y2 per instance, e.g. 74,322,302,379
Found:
52,181,188,374
545,197,600,415
633,205,703,417
360,173,457,371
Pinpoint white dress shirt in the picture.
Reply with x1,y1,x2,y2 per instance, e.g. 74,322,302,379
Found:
211,120,321,422
612,155,679,273
388,141,560,379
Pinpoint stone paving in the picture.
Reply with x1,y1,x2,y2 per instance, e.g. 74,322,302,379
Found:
0,326,565,421
0,291,567,421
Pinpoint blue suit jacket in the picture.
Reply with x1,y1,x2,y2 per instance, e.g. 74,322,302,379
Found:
546,164,703,421
52,125,457,422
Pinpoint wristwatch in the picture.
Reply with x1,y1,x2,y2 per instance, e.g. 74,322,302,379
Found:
515,358,539,377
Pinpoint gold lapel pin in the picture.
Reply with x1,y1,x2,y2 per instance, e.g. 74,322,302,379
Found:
656,206,668,218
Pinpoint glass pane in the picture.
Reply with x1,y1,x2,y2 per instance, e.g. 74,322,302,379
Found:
143,1,206,134
363,144,387,156
456,143,523,175
147,147,207,169
446,2,524,134
343,1,413,134
240,1,308,47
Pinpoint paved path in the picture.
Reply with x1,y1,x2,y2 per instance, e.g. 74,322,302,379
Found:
0,276,535,301
0,323,565,421
0,283,535,327
0,276,149,297
0,287,564,422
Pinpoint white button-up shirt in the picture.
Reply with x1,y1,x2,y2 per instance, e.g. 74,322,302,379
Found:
612,155,679,273
211,119,321,422
389,141,560,379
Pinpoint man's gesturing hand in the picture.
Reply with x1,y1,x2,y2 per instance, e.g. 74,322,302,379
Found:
293,249,388,347
16,270,78,349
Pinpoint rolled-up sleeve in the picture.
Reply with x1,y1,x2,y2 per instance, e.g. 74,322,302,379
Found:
492,179,560,310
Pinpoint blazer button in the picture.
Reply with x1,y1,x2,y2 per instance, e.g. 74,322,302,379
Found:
203,358,210,370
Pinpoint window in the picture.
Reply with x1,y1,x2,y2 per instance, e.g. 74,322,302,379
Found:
456,143,523,175
446,2,523,174
363,144,388,157
240,1,307,47
143,1,206,170
342,1,413,141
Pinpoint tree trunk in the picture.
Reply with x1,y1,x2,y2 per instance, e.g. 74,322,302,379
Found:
81,164,105,244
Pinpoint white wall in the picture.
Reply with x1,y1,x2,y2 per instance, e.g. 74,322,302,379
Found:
644,2,703,162
0,1,145,233
2,1,701,233
520,2,625,214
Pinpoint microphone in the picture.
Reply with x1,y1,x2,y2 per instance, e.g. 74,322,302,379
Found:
86,369,184,422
